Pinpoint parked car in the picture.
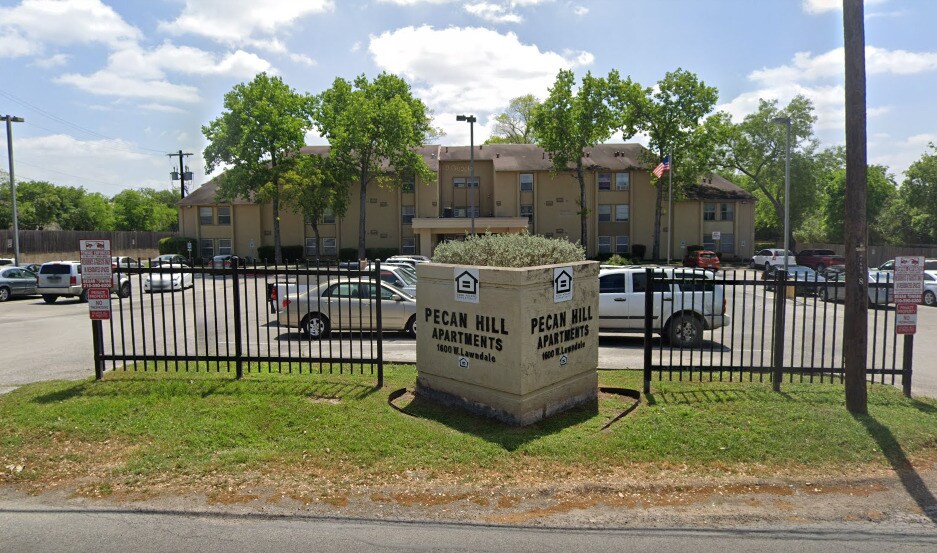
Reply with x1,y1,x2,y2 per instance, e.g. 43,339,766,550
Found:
377,266,417,297
795,249,845,271
821,269,894,306
762,265,825,295
750,248,796,271
385,255,430,269
0,258,14,266
923,271,937,306
276,279,417,339
0,266,38,301
18,263,42,274
682,250,720,271
36,261,131,303
150,254,188,267
143,263,194,292
210,254,247,269
876,258,937,272
112,256,142,269
598,266,729,348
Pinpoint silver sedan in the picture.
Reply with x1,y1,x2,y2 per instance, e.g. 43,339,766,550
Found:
276,279,417,339
0,267,37,301
143,263,194,292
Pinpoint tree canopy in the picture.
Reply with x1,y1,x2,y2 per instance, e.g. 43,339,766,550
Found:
202,72,315,263
484,94,539,144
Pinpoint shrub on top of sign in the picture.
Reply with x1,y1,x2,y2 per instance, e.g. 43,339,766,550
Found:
432,231,585,268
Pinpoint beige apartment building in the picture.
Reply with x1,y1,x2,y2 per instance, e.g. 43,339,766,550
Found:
178,143,755,261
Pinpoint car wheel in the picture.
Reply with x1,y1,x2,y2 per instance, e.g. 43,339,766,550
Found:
0,287,10,302
667,314,703,348
42,294,58,303
405,315,417,339
301,313,330,339
924,291,937,307
118,281,131,298
749,260,756,269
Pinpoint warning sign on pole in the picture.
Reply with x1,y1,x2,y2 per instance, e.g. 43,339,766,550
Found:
79,239,113,288
87,288,111,320
894,256,924,334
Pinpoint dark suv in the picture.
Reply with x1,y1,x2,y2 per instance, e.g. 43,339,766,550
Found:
795,249,845,271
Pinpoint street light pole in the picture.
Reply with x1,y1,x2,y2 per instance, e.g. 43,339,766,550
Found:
773,116,792,272
3,115,24,267
456,114,477,236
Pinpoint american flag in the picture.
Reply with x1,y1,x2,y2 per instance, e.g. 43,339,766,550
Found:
652,155,670,178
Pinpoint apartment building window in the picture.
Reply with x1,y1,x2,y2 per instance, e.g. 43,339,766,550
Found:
598,204,612,222
704,203,716,221
615,172,630,191
453,177,479,188
453,207,479,218
598,236,612,254
401,172,415,192
217,239,232,255
721,203,734,221
216,206,231,225
598,173,611,191
520,173,533,192
401,238,415,254
615,236,630,254
402,205,415,225
305,238,318,256
707,233,735,255
520,204,533,224
199,207,213,225
199,239,214,259
322,238,337,255
615,204,630,222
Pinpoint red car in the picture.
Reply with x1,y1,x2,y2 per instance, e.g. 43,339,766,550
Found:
683,250,721,270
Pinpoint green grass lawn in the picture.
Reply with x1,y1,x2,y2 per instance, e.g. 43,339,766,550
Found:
2,365,937,493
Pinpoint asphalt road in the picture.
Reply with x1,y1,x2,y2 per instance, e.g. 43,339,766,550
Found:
2,271,936,398
2,497,936,553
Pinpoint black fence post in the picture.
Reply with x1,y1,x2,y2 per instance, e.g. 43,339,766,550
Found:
772,269,788,392
375,259,384,388
231,257,243,380
903,334,913,398
92,319,104,380
643,268,653,395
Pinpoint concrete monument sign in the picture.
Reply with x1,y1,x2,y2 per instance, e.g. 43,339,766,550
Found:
416,261,599,425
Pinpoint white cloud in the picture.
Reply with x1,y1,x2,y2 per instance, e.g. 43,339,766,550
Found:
750,47,937,86
55,70,202,103
464,2,523,24
377,0,455,4
34,53,69,68
139,103,187,114
573,6,589,16
288,53,317,66
868,133,937,178
0,0,141,57
369,26,591,122
159,0,333,45
351,41,362,53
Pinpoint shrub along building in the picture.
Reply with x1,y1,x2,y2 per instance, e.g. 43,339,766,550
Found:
178,143,755,261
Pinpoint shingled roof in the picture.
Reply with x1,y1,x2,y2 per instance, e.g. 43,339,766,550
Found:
682,173,756,201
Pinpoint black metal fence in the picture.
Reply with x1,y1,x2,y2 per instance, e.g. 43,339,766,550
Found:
642,268,910,394
91,259,390,386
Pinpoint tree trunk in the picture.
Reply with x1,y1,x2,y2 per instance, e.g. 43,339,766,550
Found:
843,0,869,414
576,161,588,254
358,176,368,261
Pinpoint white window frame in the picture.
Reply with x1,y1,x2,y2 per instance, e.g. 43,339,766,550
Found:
322,237,337,255
453,177,479,188
199,238,214,258
217,239,232,255
305,238,318,256
216,206,231,225
321,208,336,224
615,172,630,191
401,205,415,225
615,235,630,254
721,203,734,221
199,207,213,225
598,173,611,191
615,204,630,222
704,203,716,221
401,238,415,254
520,173,533,192
598,204,612,222
598,236,612,254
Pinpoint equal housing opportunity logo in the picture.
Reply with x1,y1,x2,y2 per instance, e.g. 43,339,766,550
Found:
454,267,480,304
553,266,573,303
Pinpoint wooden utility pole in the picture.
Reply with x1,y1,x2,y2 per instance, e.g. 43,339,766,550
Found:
843,0,868,414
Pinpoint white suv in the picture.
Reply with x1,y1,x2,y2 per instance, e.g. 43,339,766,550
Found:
751,248,796,271
598,266,729,347
37,261,131,303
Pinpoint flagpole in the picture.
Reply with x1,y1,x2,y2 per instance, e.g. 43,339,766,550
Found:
666,153,673,265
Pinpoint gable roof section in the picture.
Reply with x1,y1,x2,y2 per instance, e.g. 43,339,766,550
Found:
682,174,755,201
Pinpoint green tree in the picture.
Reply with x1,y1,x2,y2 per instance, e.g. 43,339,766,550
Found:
714,95,819,251
532,69,642,253
9,180,67,230
312,73,434,260
111,188,177,231
484,94,539,144
624,69,721,260
279,154,349,261
60,188,115,231
819,164,897,243
877,143,937,244
203,72,315,263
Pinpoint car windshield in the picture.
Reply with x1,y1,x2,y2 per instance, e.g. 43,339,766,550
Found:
396,270,417,286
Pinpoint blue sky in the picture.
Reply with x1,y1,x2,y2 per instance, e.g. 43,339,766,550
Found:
1,0,935,197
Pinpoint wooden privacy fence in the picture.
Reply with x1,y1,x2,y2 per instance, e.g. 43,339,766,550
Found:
800,242,937,267
0,230,177,256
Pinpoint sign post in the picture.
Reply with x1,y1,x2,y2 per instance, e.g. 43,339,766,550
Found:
79,240,112,380
894,256,924,397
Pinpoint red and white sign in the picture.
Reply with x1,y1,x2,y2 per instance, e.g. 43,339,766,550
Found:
87,288,111,320
894,256,924,334
79,239,112,288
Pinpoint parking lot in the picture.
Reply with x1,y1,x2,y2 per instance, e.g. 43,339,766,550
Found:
2,269,936,398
